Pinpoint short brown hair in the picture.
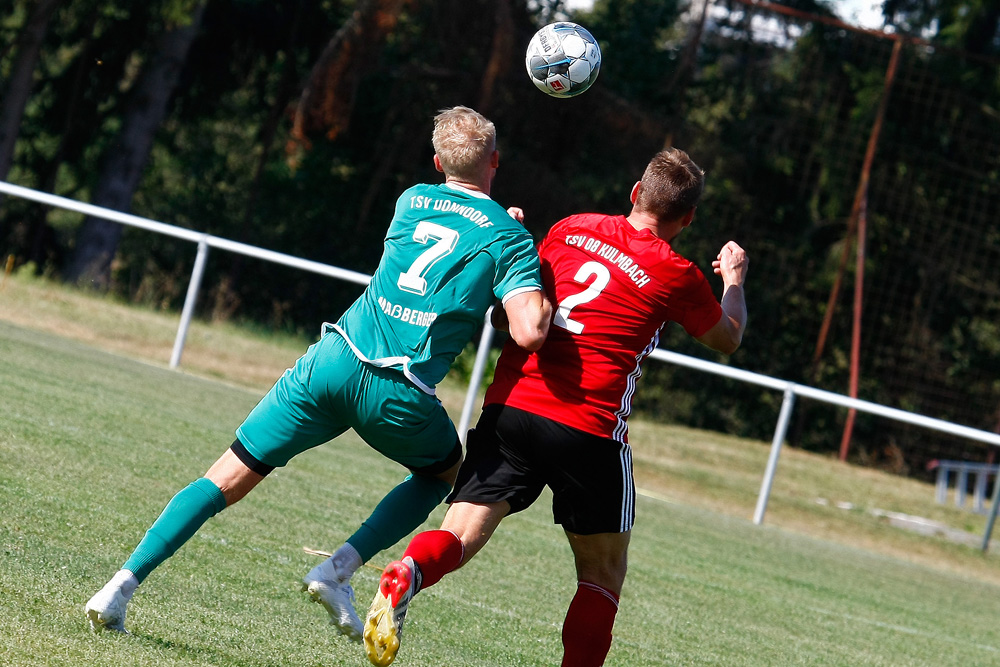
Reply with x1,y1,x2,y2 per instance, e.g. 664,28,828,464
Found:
432,106,497,181
633,148,705,222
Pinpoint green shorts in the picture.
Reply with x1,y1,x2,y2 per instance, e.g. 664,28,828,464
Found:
236,331,459,471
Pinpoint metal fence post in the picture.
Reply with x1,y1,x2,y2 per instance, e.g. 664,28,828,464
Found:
754,384,798,525
170,235,210,369
981,469,1000,552
457,308,496,445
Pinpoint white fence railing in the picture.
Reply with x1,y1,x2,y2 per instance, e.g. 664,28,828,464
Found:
0,181,371,367
4,179,1000,550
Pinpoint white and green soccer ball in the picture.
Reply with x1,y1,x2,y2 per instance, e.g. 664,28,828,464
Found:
525,22,602,98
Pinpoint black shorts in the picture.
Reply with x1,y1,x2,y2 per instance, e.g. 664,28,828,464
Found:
448,404,635,535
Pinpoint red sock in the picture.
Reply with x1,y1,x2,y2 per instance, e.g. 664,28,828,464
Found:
401,529,464,591
561,580,620,667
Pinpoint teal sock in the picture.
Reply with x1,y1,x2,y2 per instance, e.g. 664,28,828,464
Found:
123,477,227,583
348,474,451,563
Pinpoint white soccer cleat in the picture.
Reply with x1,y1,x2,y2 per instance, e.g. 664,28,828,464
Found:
364,557,418,667
85,583,130,634
302,562,364,642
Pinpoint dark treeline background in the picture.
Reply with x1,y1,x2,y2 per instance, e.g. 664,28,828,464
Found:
2,0,999,477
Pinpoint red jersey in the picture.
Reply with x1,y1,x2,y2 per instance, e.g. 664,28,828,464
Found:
484,213,723,443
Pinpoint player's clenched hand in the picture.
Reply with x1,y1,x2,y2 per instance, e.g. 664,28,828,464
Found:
507,207,525,223
712,241,748,288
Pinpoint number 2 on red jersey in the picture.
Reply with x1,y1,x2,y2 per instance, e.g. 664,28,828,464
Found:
552,260,611,334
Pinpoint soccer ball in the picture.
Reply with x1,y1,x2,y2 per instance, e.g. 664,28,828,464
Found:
525,22,601,98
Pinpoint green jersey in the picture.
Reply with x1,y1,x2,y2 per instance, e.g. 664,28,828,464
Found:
334,182,542,394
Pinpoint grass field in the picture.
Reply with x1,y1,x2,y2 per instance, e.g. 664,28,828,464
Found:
3,274,1000,665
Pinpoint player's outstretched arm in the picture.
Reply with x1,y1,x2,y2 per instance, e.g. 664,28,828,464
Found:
502,289,552,351
696,241,748,355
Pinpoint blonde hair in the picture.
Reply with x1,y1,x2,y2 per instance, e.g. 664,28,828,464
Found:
432,106,497,181
634,148,705,222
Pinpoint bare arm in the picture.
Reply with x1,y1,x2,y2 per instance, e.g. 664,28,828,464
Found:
491,206,551,349
494,289,552,351
695,241,748,355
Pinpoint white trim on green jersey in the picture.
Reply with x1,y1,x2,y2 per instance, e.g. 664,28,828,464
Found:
324,321,435,395
501,285,540,304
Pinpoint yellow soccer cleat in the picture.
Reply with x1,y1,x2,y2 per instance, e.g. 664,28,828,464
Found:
364,557,418,666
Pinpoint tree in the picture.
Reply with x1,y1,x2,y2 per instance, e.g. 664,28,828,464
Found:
0,0,63,186
884,0,1000,55
290,0,413,152
64,1,206,287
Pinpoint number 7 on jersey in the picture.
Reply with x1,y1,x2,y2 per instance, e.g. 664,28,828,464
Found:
397,221,460,296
